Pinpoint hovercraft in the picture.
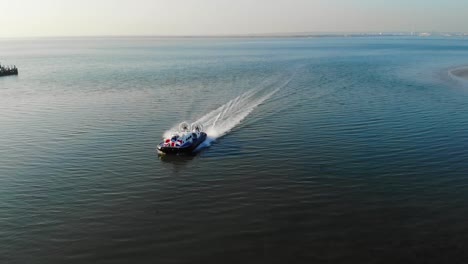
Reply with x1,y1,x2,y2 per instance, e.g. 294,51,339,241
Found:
157,122,207,154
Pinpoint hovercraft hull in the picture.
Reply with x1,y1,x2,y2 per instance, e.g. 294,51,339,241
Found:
157,132,207,154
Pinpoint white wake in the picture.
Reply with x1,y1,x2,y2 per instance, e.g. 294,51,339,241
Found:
163,77,291,151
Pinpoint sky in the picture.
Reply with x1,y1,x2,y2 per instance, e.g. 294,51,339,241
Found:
1,0,468,37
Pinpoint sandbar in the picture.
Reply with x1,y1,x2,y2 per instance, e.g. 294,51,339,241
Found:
450,67,468,80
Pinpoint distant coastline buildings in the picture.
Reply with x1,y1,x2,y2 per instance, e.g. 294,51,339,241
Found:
220,31,468,38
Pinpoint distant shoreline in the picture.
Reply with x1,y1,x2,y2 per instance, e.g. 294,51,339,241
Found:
1,32,468,40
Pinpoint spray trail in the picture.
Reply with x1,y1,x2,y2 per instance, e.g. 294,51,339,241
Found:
194,77,291,150
198,87,274,139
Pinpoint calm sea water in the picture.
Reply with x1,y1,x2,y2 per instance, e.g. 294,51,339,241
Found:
1,37,468,263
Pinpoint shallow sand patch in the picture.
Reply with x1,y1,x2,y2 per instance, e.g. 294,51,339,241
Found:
450,67,468,80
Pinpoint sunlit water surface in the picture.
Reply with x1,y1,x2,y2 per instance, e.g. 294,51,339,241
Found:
1,37,468,263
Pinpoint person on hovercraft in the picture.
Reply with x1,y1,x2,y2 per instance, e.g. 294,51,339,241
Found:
165,134,179,144
165,134,184,147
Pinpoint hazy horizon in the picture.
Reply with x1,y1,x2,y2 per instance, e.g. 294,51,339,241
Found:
2,0,468,38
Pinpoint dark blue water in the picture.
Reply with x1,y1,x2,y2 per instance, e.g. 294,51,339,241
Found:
1,37,468,263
